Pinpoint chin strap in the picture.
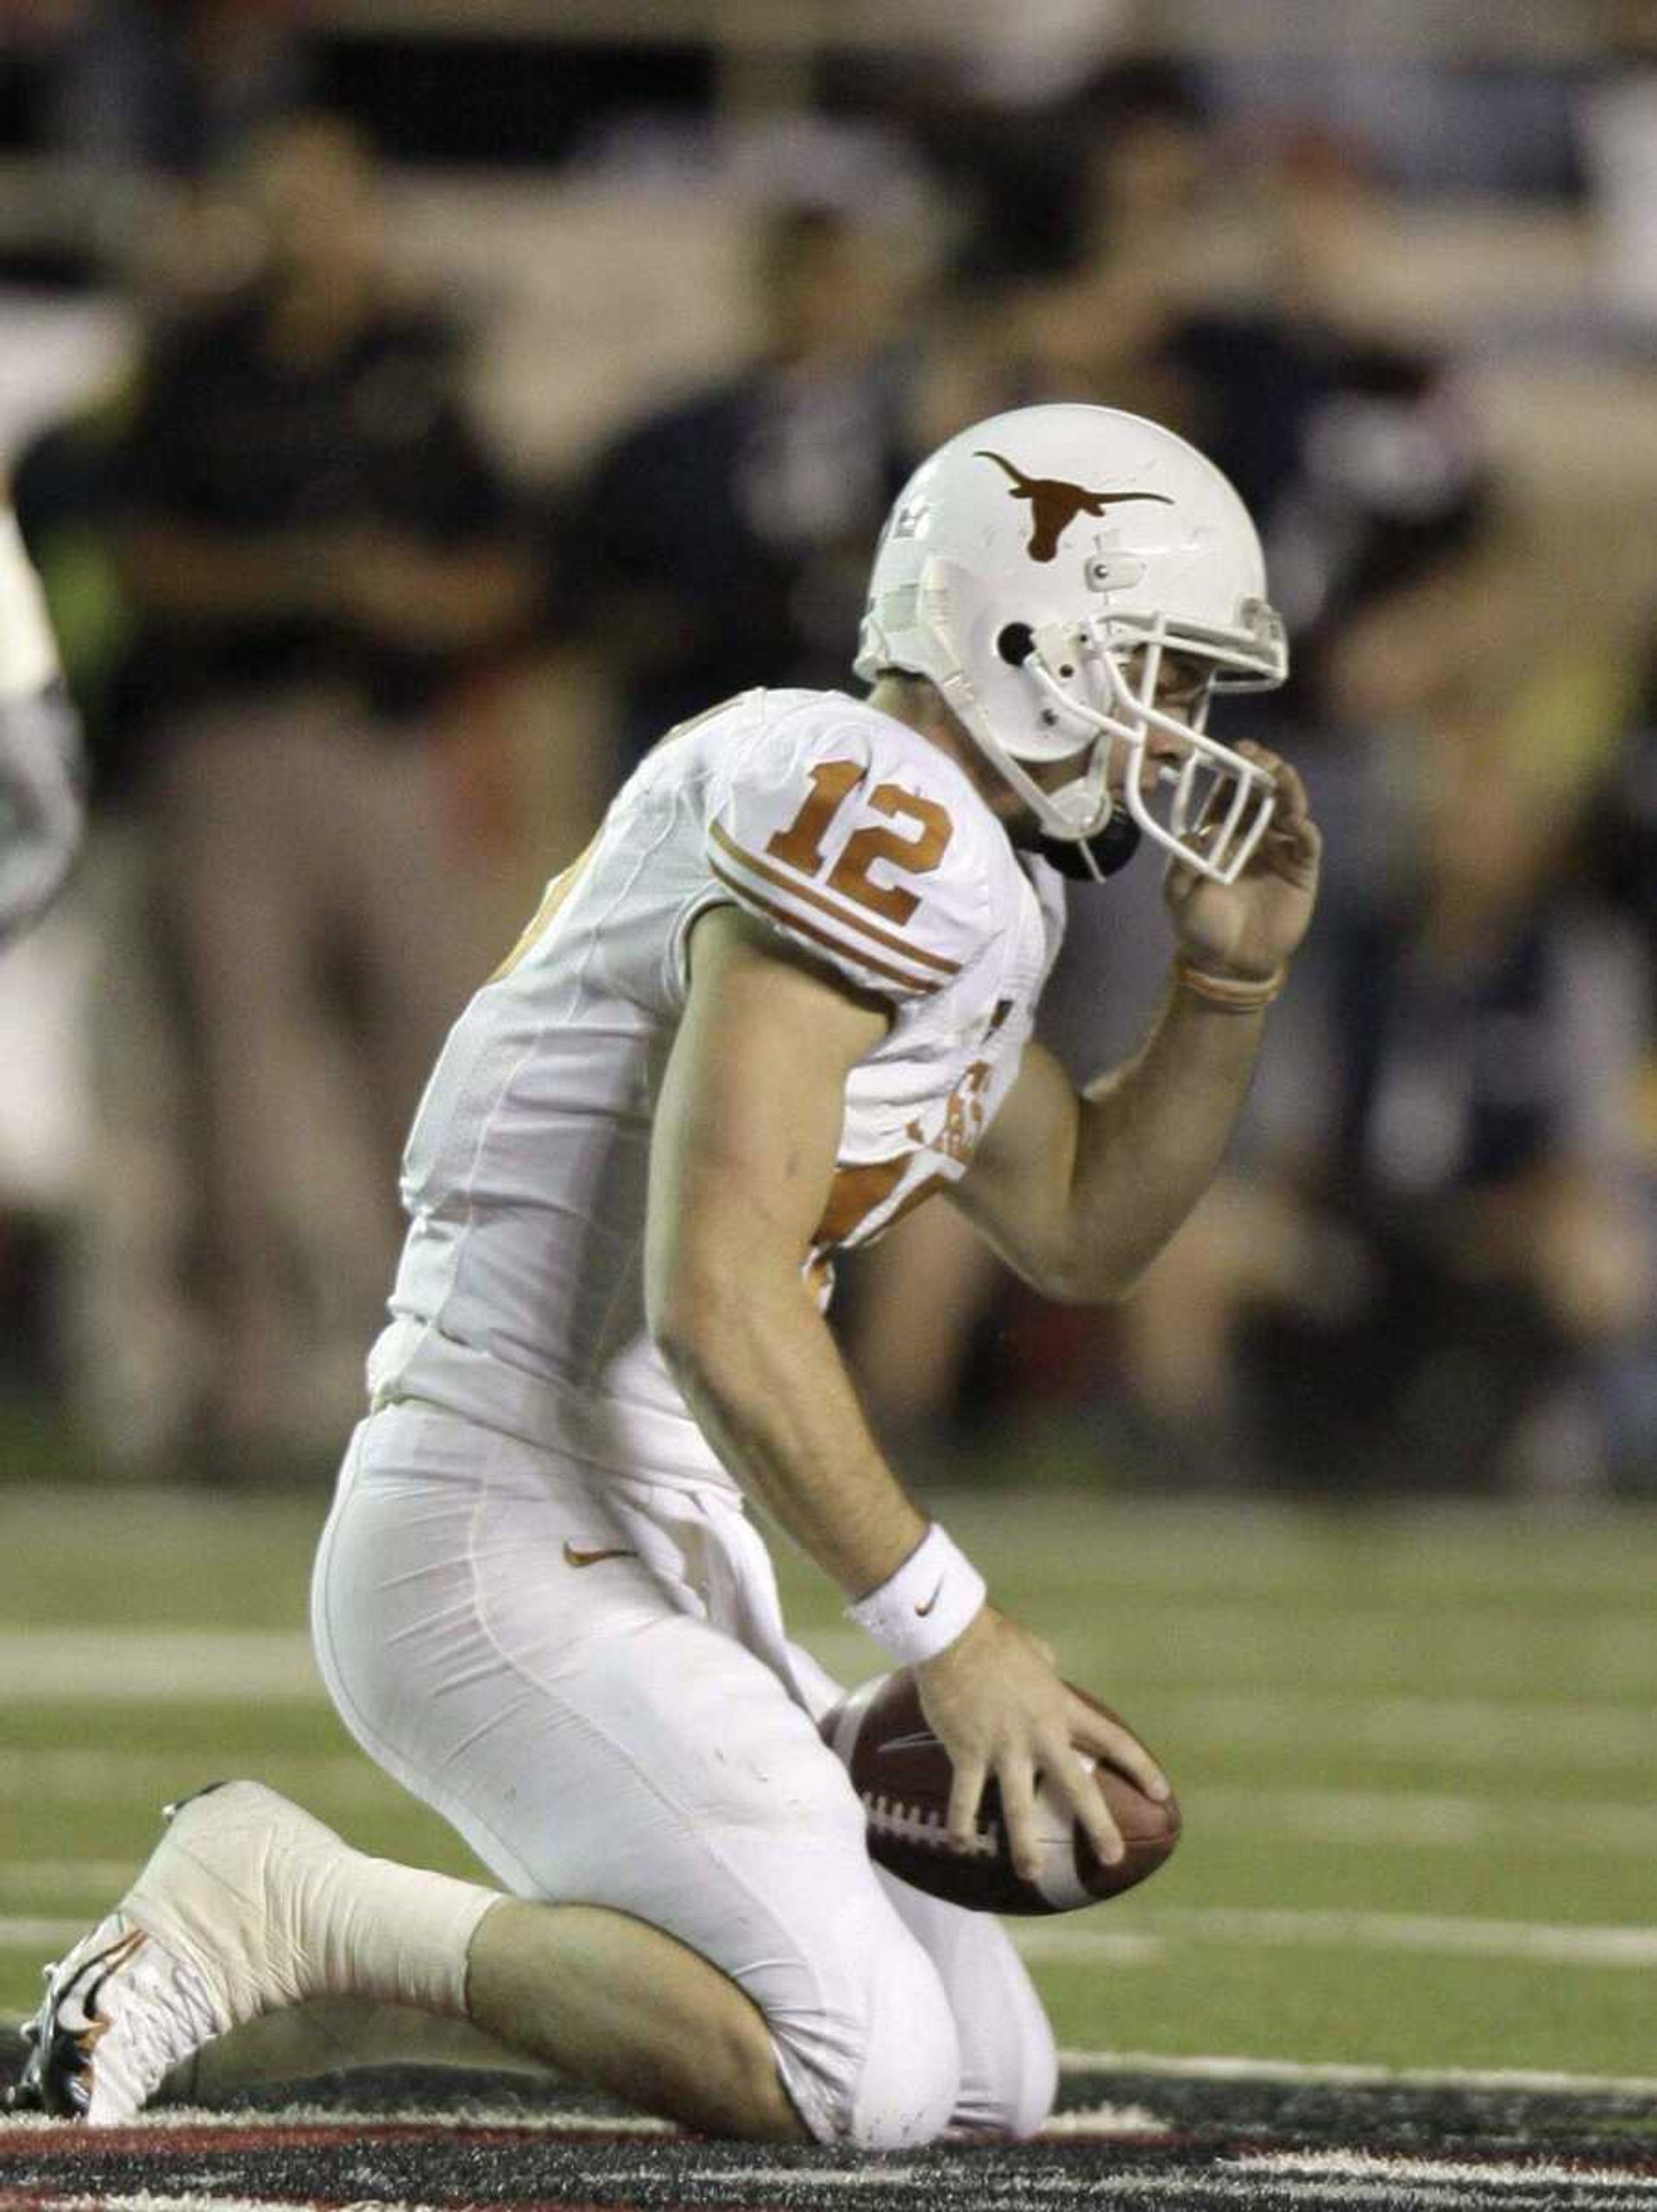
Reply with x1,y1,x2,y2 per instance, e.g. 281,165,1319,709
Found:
1036,810,1142,881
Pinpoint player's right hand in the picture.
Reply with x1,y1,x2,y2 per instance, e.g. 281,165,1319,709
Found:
914,1605,1170,1882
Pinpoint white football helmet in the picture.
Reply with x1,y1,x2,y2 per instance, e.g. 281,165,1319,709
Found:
854,403,1288,883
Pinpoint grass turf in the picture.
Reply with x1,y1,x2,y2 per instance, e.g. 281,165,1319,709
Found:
3,1484,1655,2078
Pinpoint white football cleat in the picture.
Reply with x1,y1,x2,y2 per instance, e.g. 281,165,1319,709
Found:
9,1780,340,2124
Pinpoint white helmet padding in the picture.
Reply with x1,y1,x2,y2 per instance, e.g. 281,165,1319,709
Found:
855,404,1288,885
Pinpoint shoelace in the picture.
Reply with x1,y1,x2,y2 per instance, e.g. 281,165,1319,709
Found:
102,1944,224,2108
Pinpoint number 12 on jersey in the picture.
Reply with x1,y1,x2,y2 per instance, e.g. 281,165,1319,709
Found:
766,761,954,927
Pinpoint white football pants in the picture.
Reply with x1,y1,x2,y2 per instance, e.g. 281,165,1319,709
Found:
311,1402,1057,2148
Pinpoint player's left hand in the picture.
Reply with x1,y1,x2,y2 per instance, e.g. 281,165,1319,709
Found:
1162,740,1320,981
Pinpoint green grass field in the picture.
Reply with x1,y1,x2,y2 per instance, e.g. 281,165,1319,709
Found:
3,1482,1654,2083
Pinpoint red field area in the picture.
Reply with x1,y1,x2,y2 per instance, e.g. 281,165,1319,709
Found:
6,2060,1657,2211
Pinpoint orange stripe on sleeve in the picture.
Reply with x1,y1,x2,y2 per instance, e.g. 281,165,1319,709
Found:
708,859,943,995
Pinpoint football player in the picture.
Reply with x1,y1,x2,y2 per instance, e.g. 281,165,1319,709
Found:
0,500,83,946
15,406,1319,2144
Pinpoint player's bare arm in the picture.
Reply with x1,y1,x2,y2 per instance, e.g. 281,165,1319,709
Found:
954,743,1321,1302
646,901,913,1597
646,902,1167,1877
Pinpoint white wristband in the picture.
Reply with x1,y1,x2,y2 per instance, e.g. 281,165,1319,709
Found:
847,1523,986,1665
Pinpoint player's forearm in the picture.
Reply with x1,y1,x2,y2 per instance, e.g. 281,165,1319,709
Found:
652,1258,928,1602
1059,975,1271,1300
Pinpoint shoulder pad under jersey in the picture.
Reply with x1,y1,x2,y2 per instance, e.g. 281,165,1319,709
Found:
705,697,1002,1003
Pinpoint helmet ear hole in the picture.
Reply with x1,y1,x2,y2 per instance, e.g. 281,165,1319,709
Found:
996,622,1036,668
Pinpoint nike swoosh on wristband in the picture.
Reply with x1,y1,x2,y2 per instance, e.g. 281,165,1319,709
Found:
915,1578,945,1617
562,1541,639,1569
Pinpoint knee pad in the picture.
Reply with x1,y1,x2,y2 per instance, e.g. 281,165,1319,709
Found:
772,1933,961,2150
873,1870,1058,2140
846,1940,961,2149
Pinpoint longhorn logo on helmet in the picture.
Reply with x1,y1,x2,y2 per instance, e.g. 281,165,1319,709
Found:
975,451,1173,563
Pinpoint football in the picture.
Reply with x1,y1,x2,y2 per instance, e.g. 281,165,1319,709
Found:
822,1668,1180,1915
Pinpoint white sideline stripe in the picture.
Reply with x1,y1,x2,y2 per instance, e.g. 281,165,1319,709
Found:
1060,2184,1657,2208
0,2201,430,2212
143,2099,677,2135
1043,2102,1171,2136
1177,1688,1657,1768
1241,2148,1657,2191
10,2165,1657,2212
1203,1783,1657,1855
1021,1908,1657,1970
677,2167,920,2189
7,1613,1654,1705
589,2170,989,2199
4,2202,452,2212
1097,2185,1657,2209
1024,1931,1165,1965
0,2100,676,2138
1057,2047,1657,2097
0,1629,323,1701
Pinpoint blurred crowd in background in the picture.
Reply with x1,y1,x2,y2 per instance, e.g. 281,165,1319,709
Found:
0,0,1654,1500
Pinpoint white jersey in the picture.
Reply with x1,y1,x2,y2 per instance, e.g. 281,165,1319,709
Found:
0,510,81,944
368,688,1066,1490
